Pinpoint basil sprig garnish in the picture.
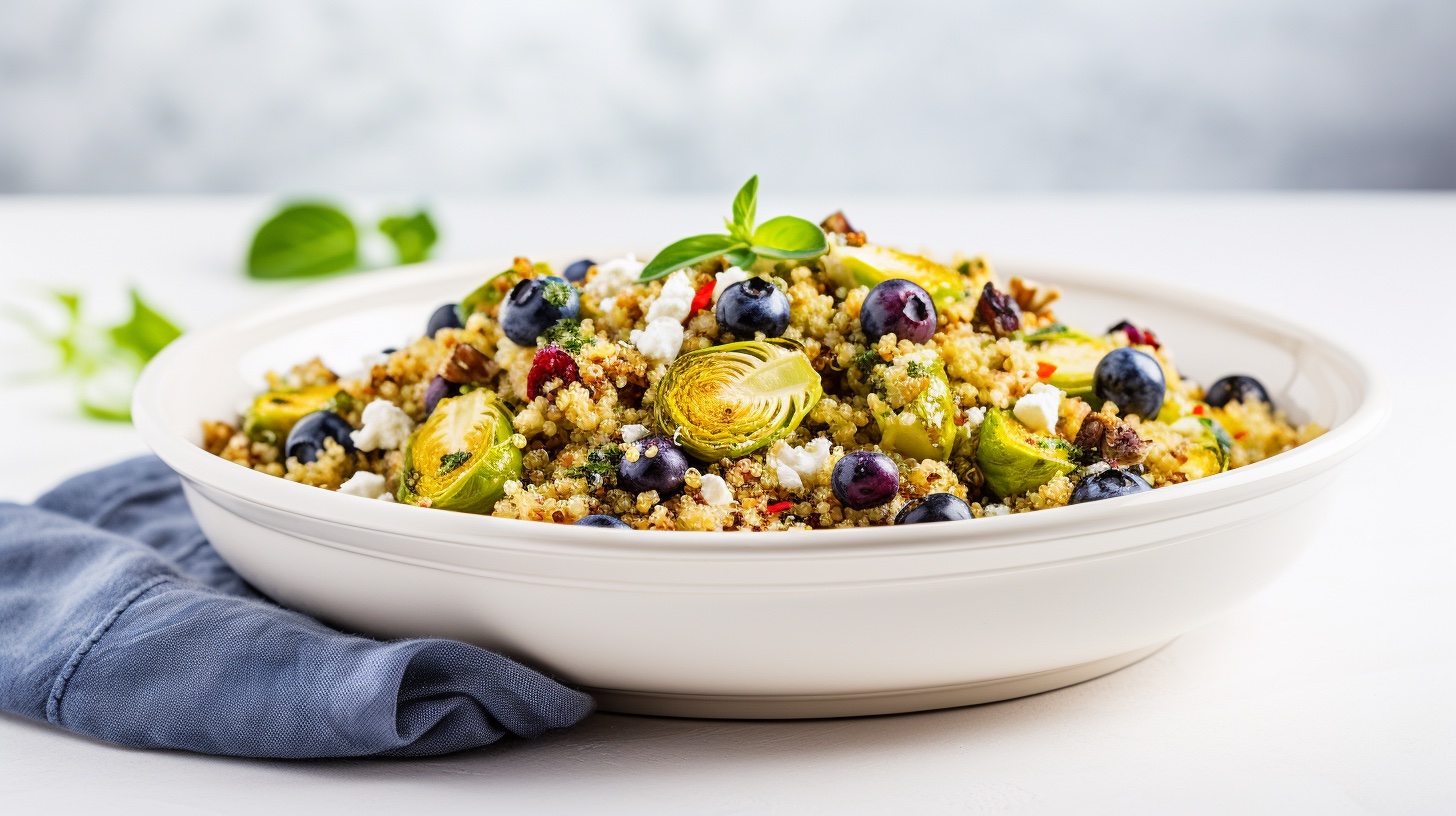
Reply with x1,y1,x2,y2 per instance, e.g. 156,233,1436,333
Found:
247,203,439,279
639,176,827,281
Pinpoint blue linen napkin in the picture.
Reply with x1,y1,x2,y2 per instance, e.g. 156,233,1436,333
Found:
0,456,593,758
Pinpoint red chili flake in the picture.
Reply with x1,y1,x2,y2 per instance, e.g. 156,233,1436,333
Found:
1234,430,1248,440
689,280,715,314
1192,404,1205,415
765,500,794,514
526,345,579,400
1036,361,1058,379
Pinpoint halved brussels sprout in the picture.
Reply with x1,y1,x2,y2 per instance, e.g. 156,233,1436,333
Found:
1169,416,1232,480
656,339,822,461
398,388,522,513
1019,323,1096,344
825,244,967,308
975,407,1079,498
243,384,349,445
869,357,958,461
1033,336,1111,400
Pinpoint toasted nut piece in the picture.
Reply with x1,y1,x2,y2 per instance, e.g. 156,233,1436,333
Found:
1009,276,1061,316
820,211,867,247
440,342,496,384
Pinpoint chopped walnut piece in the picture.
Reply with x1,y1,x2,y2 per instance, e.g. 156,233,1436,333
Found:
1008,276,1061,316
819,211,866,246
440,342,496,384
975,282,1022,336
1101,422,1148,467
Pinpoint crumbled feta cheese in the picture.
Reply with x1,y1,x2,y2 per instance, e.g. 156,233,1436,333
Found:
713,267,751,302
1013,384,1062,433
645,270,697,323
1170,417,1205,437
982,503,1011,517
630,319,685,363
338,470,389,499
768,438,831,490
964,406,987,427
699,474,735,506
350,399,415,452
583,253,644,299
1081,461,1111,478
622,424,650,444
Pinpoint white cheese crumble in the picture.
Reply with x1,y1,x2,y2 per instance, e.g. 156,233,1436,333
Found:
629,319,685,363
713,267,751,302
982,503,1011,517
767,438,831,490
583,253,644,299
1013,383,1062,433
699,474,735,506
350,399,415,452
645,270,697,323
963,406,987,428
1170,417,1206,437
1081,461,1111,478
338,470,389,499
621,424,651,444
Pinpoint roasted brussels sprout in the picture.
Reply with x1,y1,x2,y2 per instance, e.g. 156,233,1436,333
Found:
825,244,967,308
975,407,1079,498
242,384,349,445
398,388,522,513
655,339,823,461
868,356,958,462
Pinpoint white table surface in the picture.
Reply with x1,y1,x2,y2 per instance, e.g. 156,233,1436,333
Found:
1,195,1452,815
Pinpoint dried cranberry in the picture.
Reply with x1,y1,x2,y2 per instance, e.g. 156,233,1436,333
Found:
527,345,580,400
1109,320,1161,350
1073,414,1107,459
976,283,1021,336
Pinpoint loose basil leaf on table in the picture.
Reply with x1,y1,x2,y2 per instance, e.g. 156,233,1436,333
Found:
109,289,183,361
378,210,439,265
247,203,359,279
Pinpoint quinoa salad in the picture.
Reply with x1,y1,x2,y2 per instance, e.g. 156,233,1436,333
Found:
203,178,1322,531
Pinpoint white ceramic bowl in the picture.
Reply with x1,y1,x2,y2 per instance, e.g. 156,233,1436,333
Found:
133,257,1387,718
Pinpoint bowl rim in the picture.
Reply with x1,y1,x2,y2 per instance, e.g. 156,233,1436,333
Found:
133,255,1390,559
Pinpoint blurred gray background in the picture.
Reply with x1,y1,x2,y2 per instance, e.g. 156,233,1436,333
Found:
2,0,1453,194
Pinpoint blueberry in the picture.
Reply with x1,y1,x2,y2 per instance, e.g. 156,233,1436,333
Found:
1093,348,1165,418
562,259,595,283
831,451,900,510
860,279,937,344
1205,375,1272,409
618,435,689,495
576,514,630,529
1069,468,1153,504
716,278,791,339
500,276,580,346
285,411,355,464
423,375,459,417
426,303,462,337
895,492,972,524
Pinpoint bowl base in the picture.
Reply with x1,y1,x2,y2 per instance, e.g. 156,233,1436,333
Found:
587,641,1168,719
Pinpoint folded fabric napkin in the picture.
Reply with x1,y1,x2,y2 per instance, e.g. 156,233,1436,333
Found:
0,456,593,758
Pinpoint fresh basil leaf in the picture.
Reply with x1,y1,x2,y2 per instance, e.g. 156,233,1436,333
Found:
378,210,438,265
639,234,745,281
78,357,140,423
750,215,828,260
731,175,758,237
723,248,757,270
109,289,182,363
247,203,359,279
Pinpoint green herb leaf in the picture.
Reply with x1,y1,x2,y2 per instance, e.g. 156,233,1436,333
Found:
542,279,573,308
247,203,359,279
109,289,182,363
723,248,757,270
639,234,746,282
544,319,591,354
730,175,758,240
750,215,828,260
378,210,438,265
438,451,472,477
